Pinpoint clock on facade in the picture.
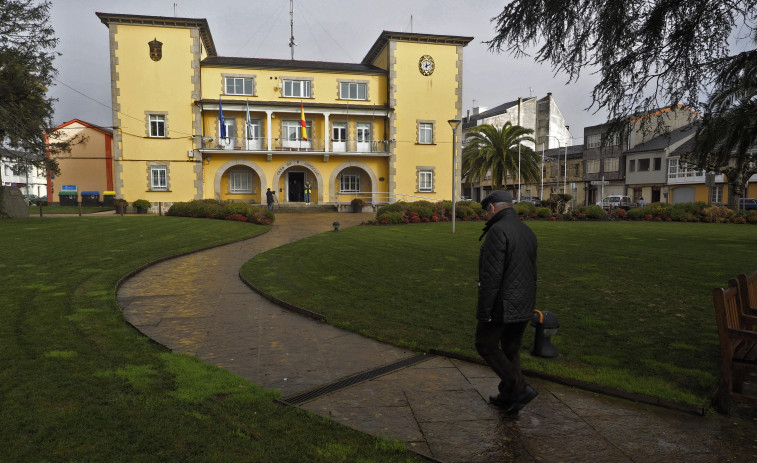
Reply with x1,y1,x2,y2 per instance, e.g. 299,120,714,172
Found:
419,55,435,76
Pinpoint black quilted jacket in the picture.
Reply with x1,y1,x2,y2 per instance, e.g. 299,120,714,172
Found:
477,207,537,322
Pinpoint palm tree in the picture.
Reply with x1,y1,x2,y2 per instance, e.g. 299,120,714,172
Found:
461,122,540,190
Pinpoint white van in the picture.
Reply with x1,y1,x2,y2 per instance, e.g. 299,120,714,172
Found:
598,195,633,210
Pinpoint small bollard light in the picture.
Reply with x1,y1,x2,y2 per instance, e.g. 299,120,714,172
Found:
530,309,559,358
332,221,340,231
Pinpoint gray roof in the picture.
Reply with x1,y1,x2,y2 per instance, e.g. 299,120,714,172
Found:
625,124,698,154
202,56,385,74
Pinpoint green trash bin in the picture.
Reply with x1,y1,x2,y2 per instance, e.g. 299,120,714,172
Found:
59,191,78,206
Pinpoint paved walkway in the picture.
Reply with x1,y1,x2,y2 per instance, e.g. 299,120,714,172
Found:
117,213,757,462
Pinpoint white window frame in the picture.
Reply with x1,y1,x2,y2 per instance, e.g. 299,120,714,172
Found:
282,120,312,148
586,159,600,174
149,114,166,138
229,170,253,194
587,134,601,149
339,82,367,100
604,157,619,172
283,79,311,98
225,76,254,96
150,165,167,191
340,173,360,193
711,185,723,203
418,123,433,144
418,170,433,192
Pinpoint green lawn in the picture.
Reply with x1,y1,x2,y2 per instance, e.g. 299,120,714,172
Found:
0,217,423,463
242,221,757,406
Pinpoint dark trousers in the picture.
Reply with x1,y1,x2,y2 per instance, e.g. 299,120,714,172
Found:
475,320,528,400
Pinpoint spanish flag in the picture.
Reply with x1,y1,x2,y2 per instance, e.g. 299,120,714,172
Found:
300,103,308,141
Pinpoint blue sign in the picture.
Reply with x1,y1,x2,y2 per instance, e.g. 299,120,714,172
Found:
61,185,77,191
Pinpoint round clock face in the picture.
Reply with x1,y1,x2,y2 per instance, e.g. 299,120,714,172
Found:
419,55,435,76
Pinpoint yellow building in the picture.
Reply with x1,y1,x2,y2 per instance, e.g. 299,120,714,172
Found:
96,12,471,210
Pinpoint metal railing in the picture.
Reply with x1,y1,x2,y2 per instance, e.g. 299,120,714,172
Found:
201,136,391,154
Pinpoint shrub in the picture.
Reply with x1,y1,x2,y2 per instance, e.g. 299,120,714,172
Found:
747,210,757,224
535,207,552,218
223,201,252,218
455,204,476,221
625,207,647,220
225,213,248,222
458,200,484,218
701,205,734,223
514,201,535,216
377,211,405,224
586,205,606,220
376,202,406,216
132,199,151,210
247,206,275,225
407,201,434,218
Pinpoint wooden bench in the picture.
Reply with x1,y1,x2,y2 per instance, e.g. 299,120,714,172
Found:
736,271,757,328
712,282,757,413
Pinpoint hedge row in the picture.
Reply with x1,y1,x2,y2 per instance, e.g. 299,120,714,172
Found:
514,200,757,224
367,199,757,226
369,200,486,225
167,199,275,225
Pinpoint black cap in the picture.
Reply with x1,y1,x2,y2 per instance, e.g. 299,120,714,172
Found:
480,190,514,208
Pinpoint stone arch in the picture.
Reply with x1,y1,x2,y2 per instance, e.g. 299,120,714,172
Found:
271,159,325,203
213,159,267,201
329,160,379,203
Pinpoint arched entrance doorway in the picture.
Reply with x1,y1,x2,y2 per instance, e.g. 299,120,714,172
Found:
213,160,267,204
273,160,324,204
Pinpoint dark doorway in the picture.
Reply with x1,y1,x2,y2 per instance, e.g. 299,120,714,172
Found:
288,172,304,202
652,187,661,203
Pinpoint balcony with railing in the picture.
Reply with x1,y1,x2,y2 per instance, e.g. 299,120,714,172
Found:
200,135,391,155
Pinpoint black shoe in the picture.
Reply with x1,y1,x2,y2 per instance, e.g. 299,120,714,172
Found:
489,394,511,409
505,385,538,415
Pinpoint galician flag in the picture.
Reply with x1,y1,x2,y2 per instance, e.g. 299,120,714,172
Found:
300,103,307,141
219,98,226,139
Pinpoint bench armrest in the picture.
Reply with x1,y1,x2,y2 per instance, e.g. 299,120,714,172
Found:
728,327,757,342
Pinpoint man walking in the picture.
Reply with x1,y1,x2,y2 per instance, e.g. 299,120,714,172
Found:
476,190,539,415
266,188,275,212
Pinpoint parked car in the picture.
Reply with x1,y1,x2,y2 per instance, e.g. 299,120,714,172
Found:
598,195,633,210
740,198,757,210
23,194,41,206
518,196,541,207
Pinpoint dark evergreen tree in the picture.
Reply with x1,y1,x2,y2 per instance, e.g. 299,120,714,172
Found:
488,0,757,206
0,0,72,175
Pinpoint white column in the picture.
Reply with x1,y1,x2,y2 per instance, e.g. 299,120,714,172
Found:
266,111,273,150
323,112,330,151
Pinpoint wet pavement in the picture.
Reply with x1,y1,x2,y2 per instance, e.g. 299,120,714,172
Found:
116,212,757,462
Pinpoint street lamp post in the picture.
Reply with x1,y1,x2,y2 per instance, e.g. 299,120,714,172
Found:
448,119,461,234
541,135,562,200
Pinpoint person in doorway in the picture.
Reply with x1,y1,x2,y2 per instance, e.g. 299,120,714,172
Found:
266,188,275,211
638,197,647,207
304,181,312,205
476,190,539,415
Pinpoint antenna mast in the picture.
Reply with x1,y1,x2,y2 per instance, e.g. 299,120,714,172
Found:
289,0,296,60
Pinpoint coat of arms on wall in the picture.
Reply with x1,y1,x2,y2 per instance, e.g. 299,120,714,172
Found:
149,38,163,61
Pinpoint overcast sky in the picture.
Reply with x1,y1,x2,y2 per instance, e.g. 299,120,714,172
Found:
48,0,609,143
